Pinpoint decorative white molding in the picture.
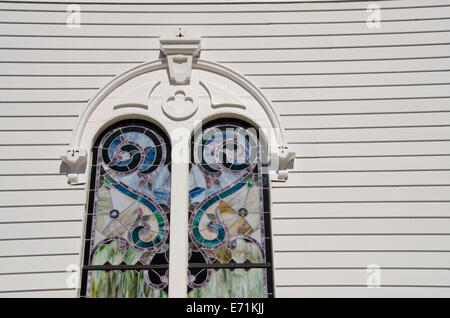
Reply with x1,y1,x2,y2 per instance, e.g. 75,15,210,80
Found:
199,80,246,109
161,86,199,120
275,145,296,182
60,147,88,185
160,28,201,85
64,35,297,300
65,54,295,184
64,31,299,301
113,81,161,110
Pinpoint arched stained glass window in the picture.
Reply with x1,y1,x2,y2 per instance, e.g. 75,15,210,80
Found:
187,119,273,298
81,120,171,298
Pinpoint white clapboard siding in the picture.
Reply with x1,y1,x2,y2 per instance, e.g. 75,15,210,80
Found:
2,32,450,49
0,37,160,49
264,84,450,101
203,45,450,62
0,255,80,273
252,72,450,89
0,238,81,257
0,175,82,190
274,252,450,268
2,19,450,38
204,33,450,50
0,272,75,292
0,89,97,102
275,287,450,298
1,0,450,298
285,126,450,143
1,0,449,11
271,202,450,218
282,113,450,129
0,190,86,207
1,7,449,24
0,50,160,63
292,156,450,172
0,102,86,116
225,59,450,75
0,76,113,89
0,145,66,160
290,141,450,158
0,63,139,76
3,44,450,63
0,117,77,130
273,98,450,115
0,160,65,175
0,131,73,145
3,59,446,77
275,269,450,286
0,290,77,298
273,235,450,251
272,171,450,187
0,205,84,222
271,186,450,203
272,218,450,234
0,222,82,240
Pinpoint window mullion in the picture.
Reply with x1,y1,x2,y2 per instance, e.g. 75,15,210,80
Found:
168,138,190,298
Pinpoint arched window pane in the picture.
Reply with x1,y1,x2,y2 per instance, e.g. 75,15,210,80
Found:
81,120,171,298
187,119,273,298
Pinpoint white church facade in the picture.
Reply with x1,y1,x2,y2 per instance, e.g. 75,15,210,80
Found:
0,0,449,298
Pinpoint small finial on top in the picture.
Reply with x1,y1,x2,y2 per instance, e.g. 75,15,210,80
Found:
175,27,186,38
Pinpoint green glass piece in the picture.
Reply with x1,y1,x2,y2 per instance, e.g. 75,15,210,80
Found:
122,270,138,298
97,184,113,213
108,240,125,265
90,270,108,298
92,244,110,265
192,227,204,244
107,270,122,298
187,269,265,298
206,213,216,220
123,247,143,265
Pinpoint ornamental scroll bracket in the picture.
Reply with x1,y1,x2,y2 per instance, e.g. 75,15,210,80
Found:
270,145,296,182
60,147,88,185
160,28,201,85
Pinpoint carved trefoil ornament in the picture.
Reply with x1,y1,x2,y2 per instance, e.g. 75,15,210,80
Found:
161,86,199,120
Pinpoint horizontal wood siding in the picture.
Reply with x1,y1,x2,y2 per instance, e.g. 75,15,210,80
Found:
0,0,449,297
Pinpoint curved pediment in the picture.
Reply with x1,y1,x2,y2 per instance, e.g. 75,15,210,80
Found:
61,33,294,185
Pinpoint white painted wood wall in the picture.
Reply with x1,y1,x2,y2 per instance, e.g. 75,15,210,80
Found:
1,0,450,297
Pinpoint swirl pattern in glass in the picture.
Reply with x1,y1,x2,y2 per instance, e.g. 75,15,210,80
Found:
82,120,171,298
187,119,273,298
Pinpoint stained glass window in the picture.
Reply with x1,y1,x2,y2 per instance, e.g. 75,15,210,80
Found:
81,120,171,298
187,119,273,298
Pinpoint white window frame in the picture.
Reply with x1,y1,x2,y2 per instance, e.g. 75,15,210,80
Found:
61,31,295,298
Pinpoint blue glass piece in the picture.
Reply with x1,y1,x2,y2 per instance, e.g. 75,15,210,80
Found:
154,189,170,204
189,187,205,199
108,136,122,159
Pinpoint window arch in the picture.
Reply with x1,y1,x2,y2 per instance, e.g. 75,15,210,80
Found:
187,119,273,298
65,37,294,297
81,119,171,298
